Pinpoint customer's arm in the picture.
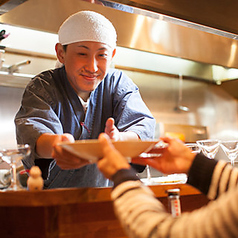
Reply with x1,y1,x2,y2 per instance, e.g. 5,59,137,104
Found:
98,134,238,238
111,165,238,238
132,136,237,199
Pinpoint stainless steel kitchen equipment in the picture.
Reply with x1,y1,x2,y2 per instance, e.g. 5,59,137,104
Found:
156,123,208,143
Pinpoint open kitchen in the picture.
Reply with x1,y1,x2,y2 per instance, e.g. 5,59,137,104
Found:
0,1,237,237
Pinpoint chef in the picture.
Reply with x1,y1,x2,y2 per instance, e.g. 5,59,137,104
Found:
15,10,155,189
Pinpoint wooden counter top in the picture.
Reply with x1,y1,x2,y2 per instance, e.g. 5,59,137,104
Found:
0,184,209,238
0,183,201,207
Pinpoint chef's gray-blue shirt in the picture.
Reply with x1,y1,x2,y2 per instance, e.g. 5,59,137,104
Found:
15,67,155,188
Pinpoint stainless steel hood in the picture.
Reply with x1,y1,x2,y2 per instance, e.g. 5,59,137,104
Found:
109,0,238,37
0,0,238,85
0,0,27,15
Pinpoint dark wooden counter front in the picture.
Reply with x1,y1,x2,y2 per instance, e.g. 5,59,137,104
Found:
0,184,209,238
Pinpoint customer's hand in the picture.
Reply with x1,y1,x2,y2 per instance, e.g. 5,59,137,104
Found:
132,137,196,175
97,133,130,179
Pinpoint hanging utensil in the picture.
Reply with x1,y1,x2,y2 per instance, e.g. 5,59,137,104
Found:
174,74,189,112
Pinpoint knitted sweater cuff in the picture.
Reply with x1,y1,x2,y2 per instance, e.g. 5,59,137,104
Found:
112,168,140,189
187,153,218,195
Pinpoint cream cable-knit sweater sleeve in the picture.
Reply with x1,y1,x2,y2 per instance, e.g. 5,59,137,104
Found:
111,155,238,238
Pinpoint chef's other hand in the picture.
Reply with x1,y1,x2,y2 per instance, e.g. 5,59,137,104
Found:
104,117,139,141
131,137,196,175
97,133,130,179
104,117,121,141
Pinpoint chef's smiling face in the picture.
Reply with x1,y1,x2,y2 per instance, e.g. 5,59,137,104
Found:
56,41,116,100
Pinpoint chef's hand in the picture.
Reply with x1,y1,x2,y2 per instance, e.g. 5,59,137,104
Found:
97,133,130,179
131,137,196,175
52,145,90,170
52,134,90,170
36,133,90,170
104,117,139,141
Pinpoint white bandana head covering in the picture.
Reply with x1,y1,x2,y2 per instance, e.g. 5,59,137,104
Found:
58,10,117,49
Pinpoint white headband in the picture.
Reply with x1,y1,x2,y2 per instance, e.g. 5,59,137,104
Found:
58,10,117,49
